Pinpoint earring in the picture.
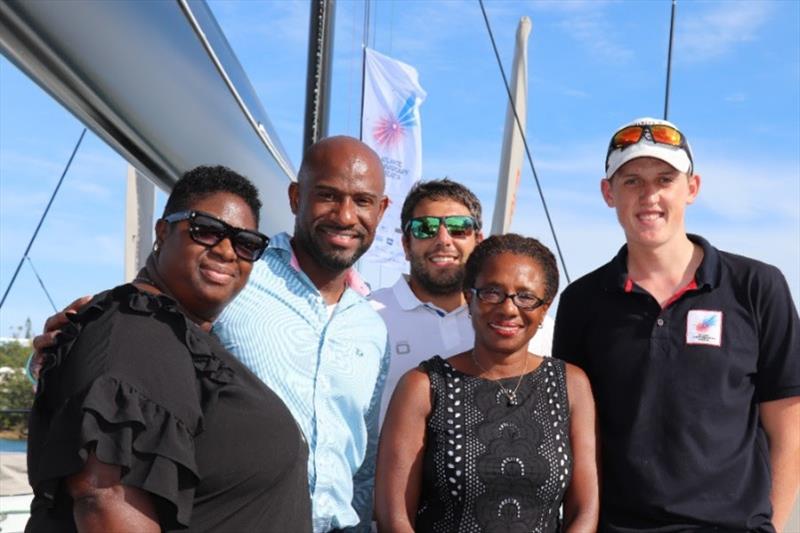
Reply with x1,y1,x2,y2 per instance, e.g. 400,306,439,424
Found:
537,323,543,330
153,241,160,255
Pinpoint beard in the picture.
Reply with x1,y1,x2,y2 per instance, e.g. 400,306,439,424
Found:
409,254,466,295
296,223,371,272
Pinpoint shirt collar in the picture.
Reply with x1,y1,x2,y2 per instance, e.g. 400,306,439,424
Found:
607,233,721,291
269,232,371,297
691,234,720,289
392,275,425,310
392,274,468,316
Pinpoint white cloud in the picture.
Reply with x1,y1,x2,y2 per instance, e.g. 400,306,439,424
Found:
564,88,590,98
0,189,50,216
529,72,594,100
211,1,309,48
555,9,634,62
67,180,114,199
382,2,486,60
531,140,602,176
700,223,800,306
0,150,63,177
528,0,614,15
422,135,504,180
724,92,747,103
694,156,799,221
25,222,123,268
676,1,772,62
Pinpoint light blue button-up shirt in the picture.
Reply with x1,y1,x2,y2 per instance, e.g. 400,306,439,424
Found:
213,233,389,532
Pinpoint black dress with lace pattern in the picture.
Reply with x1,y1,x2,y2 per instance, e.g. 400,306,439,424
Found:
26,284,312,532
416,356,572,533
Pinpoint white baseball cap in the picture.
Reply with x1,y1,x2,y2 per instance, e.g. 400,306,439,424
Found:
605,117,694,179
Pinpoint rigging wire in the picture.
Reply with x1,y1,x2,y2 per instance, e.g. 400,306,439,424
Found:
477,0,571,283
26,257,58,313
663,0,677,120
0,128,87,310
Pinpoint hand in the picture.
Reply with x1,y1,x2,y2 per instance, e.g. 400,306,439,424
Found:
29,295,93,380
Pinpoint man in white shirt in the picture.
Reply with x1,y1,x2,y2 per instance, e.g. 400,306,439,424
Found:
370,179,554,421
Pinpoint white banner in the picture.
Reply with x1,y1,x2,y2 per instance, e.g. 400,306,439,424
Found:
361,47,426,266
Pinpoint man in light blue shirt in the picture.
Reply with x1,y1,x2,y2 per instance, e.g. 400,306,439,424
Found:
214,136,389,532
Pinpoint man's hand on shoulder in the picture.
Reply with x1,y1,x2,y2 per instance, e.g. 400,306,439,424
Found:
29,295,93,380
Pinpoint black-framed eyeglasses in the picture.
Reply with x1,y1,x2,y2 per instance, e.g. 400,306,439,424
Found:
471,287,546,311
163,210,269,262
404,215,479,240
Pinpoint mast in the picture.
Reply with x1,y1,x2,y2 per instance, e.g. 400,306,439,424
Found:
491,16,531,236
303,0,336,152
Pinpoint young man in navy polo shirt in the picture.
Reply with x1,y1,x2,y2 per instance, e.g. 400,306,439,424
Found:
553,117,800,532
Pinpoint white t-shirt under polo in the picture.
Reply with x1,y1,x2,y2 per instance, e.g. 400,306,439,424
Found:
370,275,554,424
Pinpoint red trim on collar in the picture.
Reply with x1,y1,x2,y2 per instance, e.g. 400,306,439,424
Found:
624,277,698,308
663,278,697,308
624,277,635,293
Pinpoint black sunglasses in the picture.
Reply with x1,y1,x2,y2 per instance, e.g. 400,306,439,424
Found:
404,215,479,240
471,287,547,311
163,210,269,262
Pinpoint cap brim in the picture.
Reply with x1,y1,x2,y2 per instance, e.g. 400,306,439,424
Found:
606,141,692,179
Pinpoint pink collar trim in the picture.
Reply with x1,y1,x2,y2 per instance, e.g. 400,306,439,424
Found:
288,247,370,297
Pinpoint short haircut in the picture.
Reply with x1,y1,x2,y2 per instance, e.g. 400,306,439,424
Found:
463,233,559,303
163,165,262,225
400,178,482,234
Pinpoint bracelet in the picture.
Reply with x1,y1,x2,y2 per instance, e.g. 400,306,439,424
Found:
24,350,38,386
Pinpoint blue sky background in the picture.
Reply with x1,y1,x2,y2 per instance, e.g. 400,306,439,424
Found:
1,0,798,337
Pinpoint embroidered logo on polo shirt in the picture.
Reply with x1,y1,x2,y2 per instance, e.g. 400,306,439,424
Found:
686,310,723,346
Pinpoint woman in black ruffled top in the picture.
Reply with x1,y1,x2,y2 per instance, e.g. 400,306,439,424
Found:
26,166,311,532
376,234,598,532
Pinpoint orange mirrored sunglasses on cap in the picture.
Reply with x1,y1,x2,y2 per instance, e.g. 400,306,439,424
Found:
606,124,693,166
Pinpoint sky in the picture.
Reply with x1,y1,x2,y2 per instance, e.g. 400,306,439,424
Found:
1,0,798,338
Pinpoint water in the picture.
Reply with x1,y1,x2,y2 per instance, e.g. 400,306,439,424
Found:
0,439,26,453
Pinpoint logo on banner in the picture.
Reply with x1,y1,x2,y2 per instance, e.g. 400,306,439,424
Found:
373,95,418,148
686,310,723,346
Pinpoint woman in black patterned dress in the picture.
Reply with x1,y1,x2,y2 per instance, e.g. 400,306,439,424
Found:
376,234,598,532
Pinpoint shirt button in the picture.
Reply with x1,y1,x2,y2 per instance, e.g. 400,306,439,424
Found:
656,318,665,327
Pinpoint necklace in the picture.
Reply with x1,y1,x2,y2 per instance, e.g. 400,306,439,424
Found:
471,351,528,406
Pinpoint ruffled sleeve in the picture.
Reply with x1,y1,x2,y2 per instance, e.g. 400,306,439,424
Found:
27,284,231,529
29,376,200,529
